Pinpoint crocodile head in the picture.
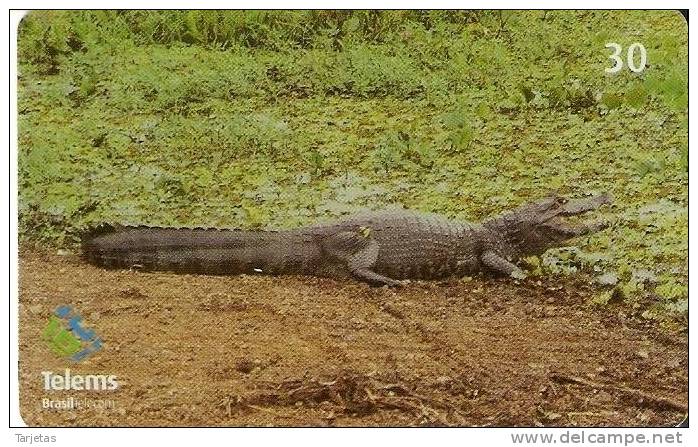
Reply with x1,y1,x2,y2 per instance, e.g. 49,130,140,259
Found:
484,193,613,257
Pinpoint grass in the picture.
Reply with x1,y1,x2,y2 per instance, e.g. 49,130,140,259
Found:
17,10,688,320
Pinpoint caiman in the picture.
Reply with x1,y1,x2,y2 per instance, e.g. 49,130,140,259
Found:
82,193,612,286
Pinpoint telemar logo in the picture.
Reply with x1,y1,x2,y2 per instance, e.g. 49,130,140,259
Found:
42,305,103,361
42,369,118,391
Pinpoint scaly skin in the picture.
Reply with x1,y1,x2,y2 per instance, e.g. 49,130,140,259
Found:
82,193,611,286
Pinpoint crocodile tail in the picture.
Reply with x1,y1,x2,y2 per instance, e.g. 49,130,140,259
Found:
81,224,295,275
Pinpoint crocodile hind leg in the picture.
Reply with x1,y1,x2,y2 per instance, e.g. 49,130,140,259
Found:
320,230,405,287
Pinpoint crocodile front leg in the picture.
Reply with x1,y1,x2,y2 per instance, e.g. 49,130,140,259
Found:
481,250,527,279
320,230,405,287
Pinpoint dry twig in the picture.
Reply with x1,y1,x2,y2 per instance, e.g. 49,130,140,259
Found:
550,373,686,413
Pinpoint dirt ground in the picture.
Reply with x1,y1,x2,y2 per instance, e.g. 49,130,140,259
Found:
18,250,687,427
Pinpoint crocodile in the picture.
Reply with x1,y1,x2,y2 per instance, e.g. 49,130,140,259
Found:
82,193,612,286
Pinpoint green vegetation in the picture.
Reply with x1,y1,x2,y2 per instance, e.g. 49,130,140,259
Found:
17,10,687,318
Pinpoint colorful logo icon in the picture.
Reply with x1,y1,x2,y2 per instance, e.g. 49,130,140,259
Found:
42,305,103,362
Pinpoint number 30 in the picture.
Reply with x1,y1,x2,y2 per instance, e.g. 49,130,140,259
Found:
605,42,647,74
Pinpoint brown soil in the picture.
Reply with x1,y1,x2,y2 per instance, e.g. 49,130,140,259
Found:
18,250,687,427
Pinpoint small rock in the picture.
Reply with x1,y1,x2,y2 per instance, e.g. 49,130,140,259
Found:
57,249,71,256
667,358,681,368
28,304,43,314
596,272,619,286
350,317,365,327
636,350,650,359
435,375,452,385
632,269,658,284
234,358,255,374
